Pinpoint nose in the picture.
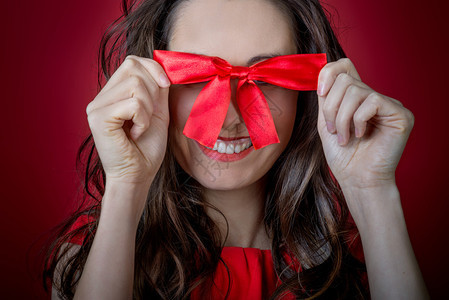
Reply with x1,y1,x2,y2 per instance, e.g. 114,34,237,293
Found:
221,79,244,130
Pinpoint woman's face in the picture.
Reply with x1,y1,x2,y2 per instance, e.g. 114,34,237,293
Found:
167,0,298,190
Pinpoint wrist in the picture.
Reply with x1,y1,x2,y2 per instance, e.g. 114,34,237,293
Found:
341,183,399,202
341,184,405,234
101,180,152,229
337,175,396,193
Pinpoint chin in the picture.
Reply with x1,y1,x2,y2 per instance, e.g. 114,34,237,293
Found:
192,167,263,191
171,137,282,191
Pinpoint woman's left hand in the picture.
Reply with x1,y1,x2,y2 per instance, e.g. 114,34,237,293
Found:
317,58,415,192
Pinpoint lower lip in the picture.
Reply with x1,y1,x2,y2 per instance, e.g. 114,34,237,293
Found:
197,141,254,162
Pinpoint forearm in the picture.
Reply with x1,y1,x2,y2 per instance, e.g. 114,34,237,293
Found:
342,185,429,300
74,181,151,300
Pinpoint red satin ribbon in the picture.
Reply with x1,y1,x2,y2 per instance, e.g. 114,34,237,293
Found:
153,50,327,150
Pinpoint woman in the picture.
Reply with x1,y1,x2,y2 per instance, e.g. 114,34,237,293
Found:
43,0,429,299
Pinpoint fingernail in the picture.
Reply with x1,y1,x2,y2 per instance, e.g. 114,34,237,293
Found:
159,73,170,87
317,82,324,96
337,133,344,145
355,128,361,138
326,121,335,133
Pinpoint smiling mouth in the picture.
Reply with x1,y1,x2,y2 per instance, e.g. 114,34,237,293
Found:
197,136,255,163
204,137,253,154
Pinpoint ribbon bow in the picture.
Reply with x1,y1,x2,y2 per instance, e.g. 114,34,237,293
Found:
153,50,327,150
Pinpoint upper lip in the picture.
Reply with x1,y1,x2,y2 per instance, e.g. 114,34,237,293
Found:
217,136,250,141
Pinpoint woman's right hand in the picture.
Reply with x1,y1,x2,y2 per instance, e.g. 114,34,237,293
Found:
70,57,170,300
86,55,171,188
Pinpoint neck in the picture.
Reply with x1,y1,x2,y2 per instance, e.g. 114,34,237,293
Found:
203,176,271,250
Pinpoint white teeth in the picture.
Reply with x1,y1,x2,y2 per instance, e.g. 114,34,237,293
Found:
205,138,253,154
234,144,241,153
226,144,234,154
217,142,226,153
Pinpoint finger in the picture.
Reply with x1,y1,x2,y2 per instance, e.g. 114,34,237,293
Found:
86,75,156,117
100,55,170,96
352,93,412,139
135,57,171,130
335,85,372,145
321,72,368,134
389,97,404,107
132,56,171,89
153,85,170,124
135,86,170,154
317,58,361,97
88,96,151,141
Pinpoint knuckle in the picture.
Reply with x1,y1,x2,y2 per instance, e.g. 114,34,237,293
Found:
396,121,409,134
405,108,415,127
408,110,415,123
340,57,352,67
125,54,138,61
335,112,348,128
346,84,359,96
336,72,352,84
367,92,382,105
322,104,337,119
85,102,94,115
87,109,99,124
129,75,143,89
130,97,142,110
392,98,404,107
123,55,139,70
353,110,365,125
149,58,164,71
135,113,149,129
336,58,353,72
86,97,101,116
131,97,148,116
319,65,333,79
352,116,362,126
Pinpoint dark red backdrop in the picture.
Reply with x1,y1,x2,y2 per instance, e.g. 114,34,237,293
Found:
1,0,448,298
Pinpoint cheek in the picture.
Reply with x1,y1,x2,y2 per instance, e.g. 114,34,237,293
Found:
263,88,298,143
168,86,198,175
168,86,198,129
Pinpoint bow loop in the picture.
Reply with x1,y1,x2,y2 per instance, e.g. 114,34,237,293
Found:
212,57,233,77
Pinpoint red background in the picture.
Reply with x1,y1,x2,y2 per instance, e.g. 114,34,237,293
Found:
1,0,448,298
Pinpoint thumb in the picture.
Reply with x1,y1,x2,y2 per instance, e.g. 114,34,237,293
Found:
154,85,170,126
134,86,170,161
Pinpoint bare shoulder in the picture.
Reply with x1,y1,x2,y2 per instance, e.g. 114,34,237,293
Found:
51,243,81,300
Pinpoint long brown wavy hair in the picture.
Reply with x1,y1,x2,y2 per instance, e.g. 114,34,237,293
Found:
43,0,368,299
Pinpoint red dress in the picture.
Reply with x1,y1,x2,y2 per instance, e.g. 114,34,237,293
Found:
190,246,295,299
67,215,364,299
68,215,295,299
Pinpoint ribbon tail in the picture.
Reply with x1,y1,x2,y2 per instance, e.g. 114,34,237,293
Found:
237,82,279,150
183,76,231,148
